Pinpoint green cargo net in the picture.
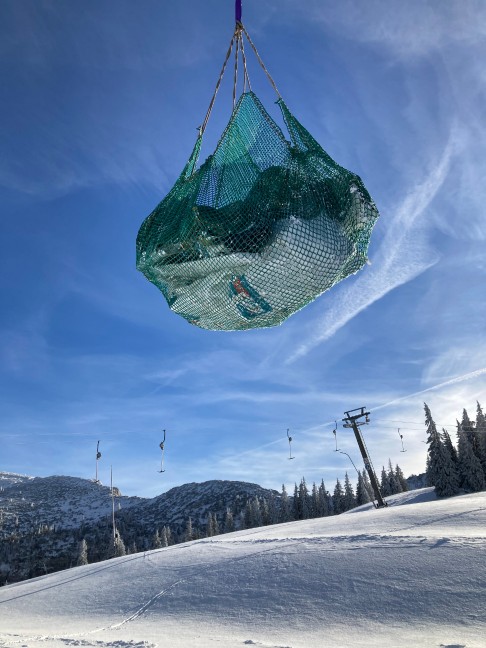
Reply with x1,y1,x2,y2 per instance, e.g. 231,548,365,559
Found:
136,22,379,331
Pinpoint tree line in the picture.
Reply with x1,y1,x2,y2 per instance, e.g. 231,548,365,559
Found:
1,461,408,584
425,401,486,497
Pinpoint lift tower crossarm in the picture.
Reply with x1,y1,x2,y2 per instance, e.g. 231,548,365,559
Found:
343,407,387,509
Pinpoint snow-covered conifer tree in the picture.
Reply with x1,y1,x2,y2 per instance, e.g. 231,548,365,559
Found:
298,477,310,520
243,501,252,529
152,529,162,549
387,459,402,495
425,402,443,487
76,539,88,566
292,483,300,520
161,527,168,547
475,402,486,473
212,512,219,536
164,526,173,546
266,493,278,525
261,498,270,525
356,471,371,506
206,514,214,537
113,531,126,557
380,466,391,496
317,480,330,517
442,429,458,464
223,508,235,533
343,473,356,511
250,497,262,528
458,430,485,493
184,517,194,542
461,409,481,460
434,439,460,498
280,484,293,522
333,479,344,515
311,482,319,518
394,464,408,492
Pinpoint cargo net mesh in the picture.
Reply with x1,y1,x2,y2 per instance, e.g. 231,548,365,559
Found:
136,25,379,331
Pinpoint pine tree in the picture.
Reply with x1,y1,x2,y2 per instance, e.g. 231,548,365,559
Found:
333,479,344,515
152,529,162,549
184,517,194,542
394,464,408,492
434,438,460,497
206,514,215,537
161,527,169,547
212,512,219,536
260,498,270,525
311,482,319,518
243,501,252,529
343,473,356,511
298,477,310,520
266,493,278,525
113,531,126,557
76,539,88,566
387,459,402,495
442,429,458,464
380,466,392,496
223,508,235,533
165,526,173,546
356,471,371,506
461,409,481,460
476,402,486,474
292,483,300,520
250,497,262,528
425,403,443,487
458,430,485,493
317,480,330,517
280,485,293,522
129,541,138,554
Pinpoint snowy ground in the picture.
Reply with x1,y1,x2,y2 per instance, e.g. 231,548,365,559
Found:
0,488,485,648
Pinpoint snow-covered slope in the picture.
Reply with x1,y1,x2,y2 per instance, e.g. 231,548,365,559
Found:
0,488,484,648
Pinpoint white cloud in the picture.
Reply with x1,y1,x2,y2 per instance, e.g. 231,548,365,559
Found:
307,0,486,60
287,123,458,362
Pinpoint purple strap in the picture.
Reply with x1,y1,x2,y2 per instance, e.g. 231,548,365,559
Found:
235,0,242,23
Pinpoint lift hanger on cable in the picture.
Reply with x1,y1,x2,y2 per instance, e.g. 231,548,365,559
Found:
158,429,166,473
287,428,295,460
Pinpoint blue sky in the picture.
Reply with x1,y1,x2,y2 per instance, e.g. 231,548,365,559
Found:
1,0,485,498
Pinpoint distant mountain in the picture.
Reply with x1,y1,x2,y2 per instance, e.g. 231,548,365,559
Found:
0,473,279,586
117,479,279,534
0,472,33,489
0,468,425,588
0,473,144,539
406,472,427,490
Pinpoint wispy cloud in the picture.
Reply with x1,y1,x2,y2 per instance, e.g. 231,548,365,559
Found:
307,0,486,60
371,367,486,413
287,124,458,362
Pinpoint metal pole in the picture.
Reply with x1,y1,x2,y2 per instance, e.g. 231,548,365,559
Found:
111,466,116,547
343,408,387,508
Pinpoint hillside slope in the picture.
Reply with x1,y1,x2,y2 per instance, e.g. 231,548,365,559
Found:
0,488,484,648
0,474,280,584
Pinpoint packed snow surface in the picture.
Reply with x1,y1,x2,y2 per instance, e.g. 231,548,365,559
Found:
1,489,485,647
